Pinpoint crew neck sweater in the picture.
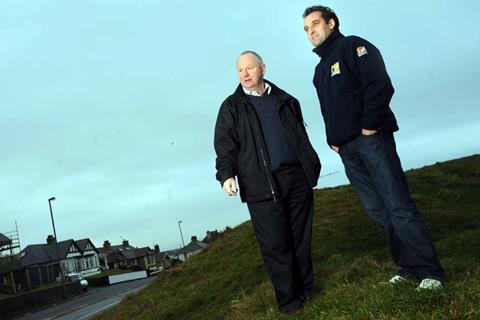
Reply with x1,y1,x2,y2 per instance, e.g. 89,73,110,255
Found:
247,94,300,172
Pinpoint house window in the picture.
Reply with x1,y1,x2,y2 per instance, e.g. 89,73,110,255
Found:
87,256,95,269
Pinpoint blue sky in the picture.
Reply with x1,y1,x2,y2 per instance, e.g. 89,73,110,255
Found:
1,0,479,251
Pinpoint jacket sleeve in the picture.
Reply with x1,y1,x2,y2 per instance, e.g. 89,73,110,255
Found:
291,98,308,131
343,36,395,130
214,100,238,186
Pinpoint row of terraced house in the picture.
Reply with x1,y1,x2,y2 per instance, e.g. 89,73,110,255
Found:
0,232,209,294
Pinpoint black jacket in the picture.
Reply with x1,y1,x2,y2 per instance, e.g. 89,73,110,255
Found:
313,30,399,147
214,80,321,203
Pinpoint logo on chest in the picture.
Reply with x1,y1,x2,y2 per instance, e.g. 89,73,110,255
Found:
330,62,340,77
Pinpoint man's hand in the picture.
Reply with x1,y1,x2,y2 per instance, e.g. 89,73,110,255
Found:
222,177,238,196
361,129,378,136
331,145,340,153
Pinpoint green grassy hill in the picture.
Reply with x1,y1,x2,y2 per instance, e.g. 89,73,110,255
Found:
96,155,480,320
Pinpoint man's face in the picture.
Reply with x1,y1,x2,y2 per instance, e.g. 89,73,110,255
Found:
237,53,265,92
303,11,334,47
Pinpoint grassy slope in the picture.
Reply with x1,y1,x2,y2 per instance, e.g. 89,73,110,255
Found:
96,155,480,320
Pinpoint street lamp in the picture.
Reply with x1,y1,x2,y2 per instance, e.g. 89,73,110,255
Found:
48,197,66,298
178,220,185,248
178,220,186,261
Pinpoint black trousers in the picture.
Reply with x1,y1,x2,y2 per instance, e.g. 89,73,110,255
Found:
247,167,314,313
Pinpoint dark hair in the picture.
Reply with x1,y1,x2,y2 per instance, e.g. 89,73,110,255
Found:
303,5,340,30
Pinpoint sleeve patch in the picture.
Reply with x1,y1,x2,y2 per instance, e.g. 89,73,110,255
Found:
356,46,368,57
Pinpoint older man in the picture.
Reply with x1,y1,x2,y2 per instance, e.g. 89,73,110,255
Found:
303,5,446,289
214,51,321,313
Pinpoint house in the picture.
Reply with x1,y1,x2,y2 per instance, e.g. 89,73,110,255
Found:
74,239,100,276
165,247,185,262
202,230,223,244
0,233,12,248
0,233,21,293
97,240,157,271
21,236,101,279
182,236,208,259
167,236,208,262
0,233,15,264
152,245,173,269
0,235,100,294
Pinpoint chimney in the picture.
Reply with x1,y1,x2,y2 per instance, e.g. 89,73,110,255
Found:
154,244,160,252
191,236,197,243
103,240,111,249
46,235,56,244
122,239,129,247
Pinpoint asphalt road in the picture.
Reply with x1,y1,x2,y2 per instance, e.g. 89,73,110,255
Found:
14,277,154,320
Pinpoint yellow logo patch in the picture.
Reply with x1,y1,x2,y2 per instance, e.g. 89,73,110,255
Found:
331,62,340,77
356,46,368,57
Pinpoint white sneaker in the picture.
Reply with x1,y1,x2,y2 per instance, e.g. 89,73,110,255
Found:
389,275,407,284
416,278,442,290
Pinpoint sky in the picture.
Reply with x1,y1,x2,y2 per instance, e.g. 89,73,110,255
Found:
1,0,479,252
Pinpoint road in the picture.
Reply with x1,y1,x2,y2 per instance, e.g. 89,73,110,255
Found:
14,277,154,320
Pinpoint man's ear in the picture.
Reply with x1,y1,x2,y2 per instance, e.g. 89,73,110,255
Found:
261,64,266,76
328,18,336,30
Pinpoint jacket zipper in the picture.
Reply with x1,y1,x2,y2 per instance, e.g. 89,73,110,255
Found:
248,105,278,203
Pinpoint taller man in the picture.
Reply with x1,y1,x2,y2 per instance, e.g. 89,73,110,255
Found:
302,5,446,289
214,51,321,313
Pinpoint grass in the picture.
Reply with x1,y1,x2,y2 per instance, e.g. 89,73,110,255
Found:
94,155,480,320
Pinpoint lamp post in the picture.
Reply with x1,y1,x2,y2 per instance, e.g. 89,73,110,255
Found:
48,197,66,298
178,220,186,260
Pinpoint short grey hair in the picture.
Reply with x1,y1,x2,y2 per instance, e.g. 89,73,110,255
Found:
238,50,264,66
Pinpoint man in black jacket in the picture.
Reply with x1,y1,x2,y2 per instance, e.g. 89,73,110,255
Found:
303,5,446,289
214,51,321,314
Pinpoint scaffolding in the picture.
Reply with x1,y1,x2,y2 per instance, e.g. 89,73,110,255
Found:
1,221,21,256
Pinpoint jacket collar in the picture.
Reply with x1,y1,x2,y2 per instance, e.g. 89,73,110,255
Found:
232,79,290,103
312,30,344,59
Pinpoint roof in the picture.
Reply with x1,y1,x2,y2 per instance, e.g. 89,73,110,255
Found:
154,251,170,261
0,233,12,246
182,240,207,254
75,239,99,254
165,248,183,256
166,240,207,257
104,246,155,263
202,230,223,244
97,244,136,255
20,244,52,266
20,238,94,267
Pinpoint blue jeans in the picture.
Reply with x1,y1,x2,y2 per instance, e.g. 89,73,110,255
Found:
339,131,446,282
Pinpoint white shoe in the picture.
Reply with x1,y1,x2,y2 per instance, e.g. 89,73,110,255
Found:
416,278,442,290
389,275,407,284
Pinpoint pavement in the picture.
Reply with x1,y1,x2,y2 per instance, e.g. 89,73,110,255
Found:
12,277,154,320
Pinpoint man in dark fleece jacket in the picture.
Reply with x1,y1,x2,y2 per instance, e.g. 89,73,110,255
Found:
303,5,446,290
214,51,320,314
